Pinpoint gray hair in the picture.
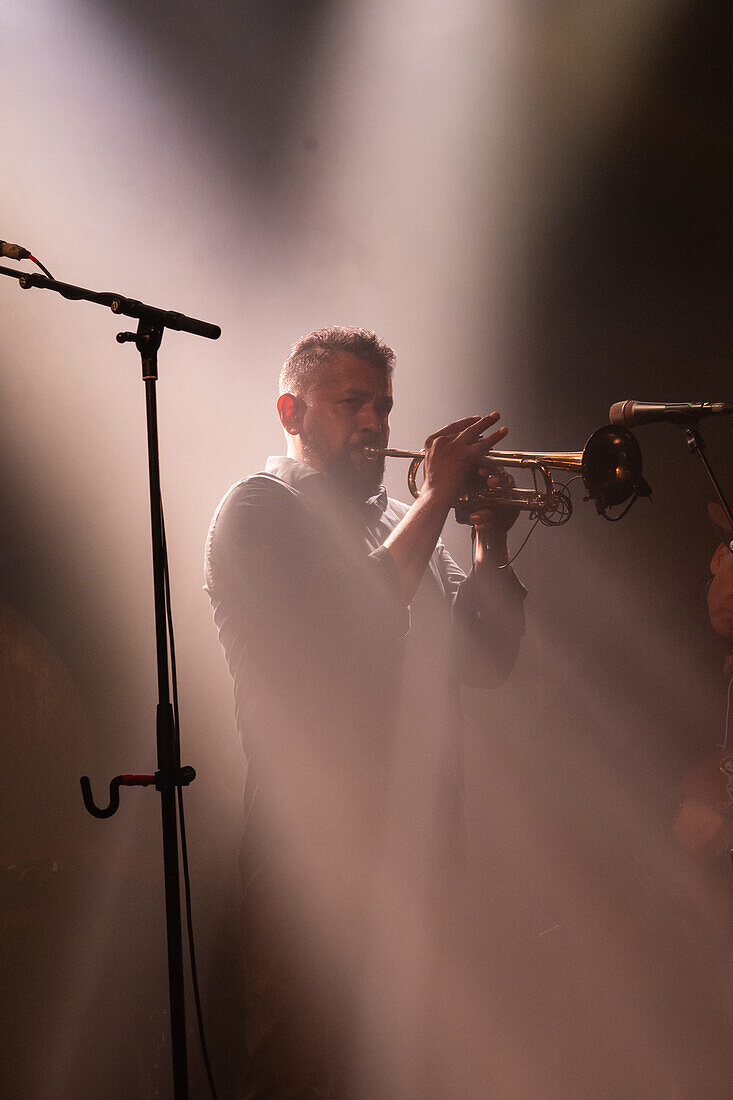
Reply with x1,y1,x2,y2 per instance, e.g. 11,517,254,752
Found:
279,326,395,396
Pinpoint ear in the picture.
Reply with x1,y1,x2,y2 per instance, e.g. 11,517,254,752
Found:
277,392,305,436
710,541,729,575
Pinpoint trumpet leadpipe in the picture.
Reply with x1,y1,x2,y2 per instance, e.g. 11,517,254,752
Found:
368,444,585,469
363,446,424,460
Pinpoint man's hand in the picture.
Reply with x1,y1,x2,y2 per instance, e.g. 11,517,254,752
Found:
422,413,509,507
383,412,515,602
470,465,521,534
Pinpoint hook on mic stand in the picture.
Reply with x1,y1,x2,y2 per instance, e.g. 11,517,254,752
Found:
80,767,196,819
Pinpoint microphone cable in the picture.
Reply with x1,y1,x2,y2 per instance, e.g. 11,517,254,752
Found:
29,252,55,280
600,492,641,523
495,475,581,570
496,515,541,570
161,505,220,1100
0,240,55,279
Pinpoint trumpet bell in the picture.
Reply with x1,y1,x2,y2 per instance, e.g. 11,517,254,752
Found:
452,424,648,523
581,424,649,512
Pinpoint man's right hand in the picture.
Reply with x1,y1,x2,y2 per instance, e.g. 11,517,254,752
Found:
383,413,510,603
422,413,509,506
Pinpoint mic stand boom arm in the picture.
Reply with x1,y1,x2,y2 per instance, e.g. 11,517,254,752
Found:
0,262,220,339
1,260,221,1098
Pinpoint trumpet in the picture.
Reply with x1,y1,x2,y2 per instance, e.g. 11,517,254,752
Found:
364,425,650,525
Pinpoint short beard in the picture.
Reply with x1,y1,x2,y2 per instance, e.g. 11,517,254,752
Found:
301,439,385,501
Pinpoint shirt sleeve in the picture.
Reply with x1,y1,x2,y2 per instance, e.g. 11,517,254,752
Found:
432,539,527,687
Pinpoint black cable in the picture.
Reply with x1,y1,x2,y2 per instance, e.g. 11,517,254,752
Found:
537,484,573,526
176,787,219,1100
497,514,542,569
496,473,585,569
601,492,639,521
30,254,55,280
0,241,54,278
161,507,220,1100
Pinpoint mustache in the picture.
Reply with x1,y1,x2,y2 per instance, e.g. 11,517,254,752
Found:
353,435,387,455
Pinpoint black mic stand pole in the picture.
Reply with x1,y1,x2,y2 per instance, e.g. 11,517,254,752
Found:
0,262,220,1097
679,423,733,531
134,316,189,1097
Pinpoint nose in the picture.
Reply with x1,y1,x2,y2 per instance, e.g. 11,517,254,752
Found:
359,401,383,436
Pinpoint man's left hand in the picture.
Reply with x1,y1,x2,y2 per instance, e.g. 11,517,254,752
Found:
469,466,520,536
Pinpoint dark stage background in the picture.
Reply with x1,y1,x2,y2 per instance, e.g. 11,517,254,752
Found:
1,1,732,1096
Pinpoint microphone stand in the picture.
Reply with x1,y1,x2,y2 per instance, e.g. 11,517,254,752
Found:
0,262,220,1097
679,423,733,531
679,424,733,877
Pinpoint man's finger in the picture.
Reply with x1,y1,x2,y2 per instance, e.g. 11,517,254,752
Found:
478,461,514,479
453,412,501,445
425,416,483,446
479,468,515,488
469,506,516,528
470,426,508,454
469,507,503,526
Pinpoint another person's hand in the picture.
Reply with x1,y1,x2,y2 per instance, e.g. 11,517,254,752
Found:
708,539,733,639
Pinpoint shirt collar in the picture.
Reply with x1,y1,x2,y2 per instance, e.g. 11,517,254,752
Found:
365,485,389,518
264,455,320,489
264,455,388,519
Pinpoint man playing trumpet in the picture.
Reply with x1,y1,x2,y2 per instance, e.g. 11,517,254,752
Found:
205,325,526,1097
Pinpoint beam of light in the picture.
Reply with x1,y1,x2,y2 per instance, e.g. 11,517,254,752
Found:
2,0,725,1095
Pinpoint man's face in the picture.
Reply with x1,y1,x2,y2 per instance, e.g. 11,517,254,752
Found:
708,540,733,637
297,352,392,498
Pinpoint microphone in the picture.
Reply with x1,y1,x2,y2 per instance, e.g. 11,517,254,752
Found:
0,240,31,261
609,400,733,427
